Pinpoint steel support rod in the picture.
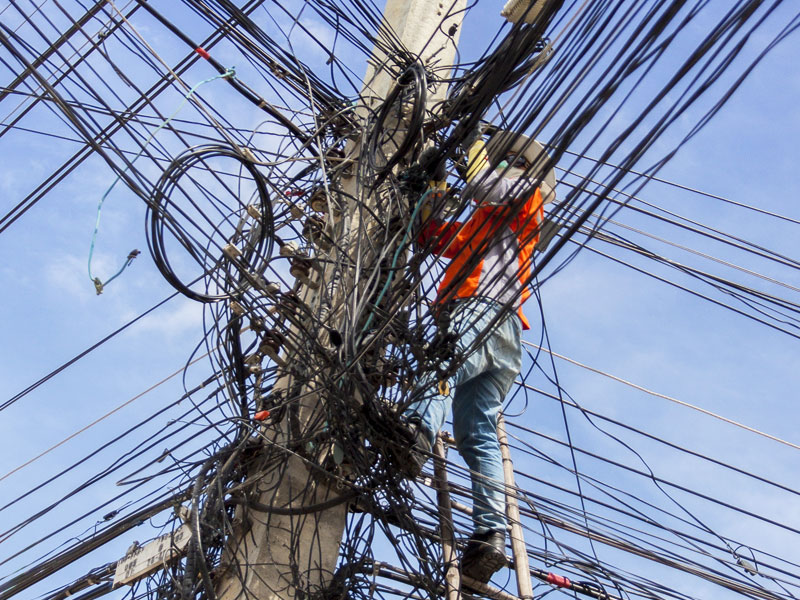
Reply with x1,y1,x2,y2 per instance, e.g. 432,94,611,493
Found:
433,435,462,600
497,414,534,600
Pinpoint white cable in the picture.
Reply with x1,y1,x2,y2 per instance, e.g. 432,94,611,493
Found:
523,340,800,452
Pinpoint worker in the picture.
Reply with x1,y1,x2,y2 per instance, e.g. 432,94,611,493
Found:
394,125,545,583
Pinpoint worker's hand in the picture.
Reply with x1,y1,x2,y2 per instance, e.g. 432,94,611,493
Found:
419,147,447,182
459,120,487,154
459,121,490,183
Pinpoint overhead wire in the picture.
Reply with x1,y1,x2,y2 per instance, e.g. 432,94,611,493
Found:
2,1,800,600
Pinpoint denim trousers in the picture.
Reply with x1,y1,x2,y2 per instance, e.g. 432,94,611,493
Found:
404,297,522,533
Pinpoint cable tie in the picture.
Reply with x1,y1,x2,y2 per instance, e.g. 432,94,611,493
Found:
195,47,210,60
240,147,257,163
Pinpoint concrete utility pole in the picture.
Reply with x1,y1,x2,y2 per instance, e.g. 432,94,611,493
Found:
217,2,464,599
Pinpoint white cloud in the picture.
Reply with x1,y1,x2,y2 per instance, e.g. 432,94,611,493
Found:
43,252,95,302
128,296,204,339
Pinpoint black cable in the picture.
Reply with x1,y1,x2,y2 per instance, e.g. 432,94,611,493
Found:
0,292,179,412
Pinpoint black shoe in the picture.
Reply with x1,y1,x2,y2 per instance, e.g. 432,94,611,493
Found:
460,530,506,583
394,418,432,478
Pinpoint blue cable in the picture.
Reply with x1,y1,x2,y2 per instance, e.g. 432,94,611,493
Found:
360,188,433,334
88,68,236,294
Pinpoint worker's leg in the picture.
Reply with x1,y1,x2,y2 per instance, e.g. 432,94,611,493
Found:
452,372,506,531
452,307,521,582
452,306,521,532
403,371,452,446
403,298,500,446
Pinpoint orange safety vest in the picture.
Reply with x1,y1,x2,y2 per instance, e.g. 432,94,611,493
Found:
418,186,544,330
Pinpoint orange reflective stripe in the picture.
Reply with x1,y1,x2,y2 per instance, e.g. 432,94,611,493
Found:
508,188,543,329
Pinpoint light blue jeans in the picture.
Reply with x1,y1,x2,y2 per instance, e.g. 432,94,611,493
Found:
404,297,522,533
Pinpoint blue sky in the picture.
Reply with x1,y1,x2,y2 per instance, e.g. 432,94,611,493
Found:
0,1,799,599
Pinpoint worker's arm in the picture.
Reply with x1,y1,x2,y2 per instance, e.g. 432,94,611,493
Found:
417,212,465,258
413,147,467,257
465,137,490,183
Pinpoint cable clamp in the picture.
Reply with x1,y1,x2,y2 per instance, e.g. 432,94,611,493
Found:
246,204,262,221
737,556,759,576
223,243,242,260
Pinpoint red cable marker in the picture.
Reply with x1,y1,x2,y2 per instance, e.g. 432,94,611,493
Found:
195,47,211,60
253,410,270,421
546,572,571,588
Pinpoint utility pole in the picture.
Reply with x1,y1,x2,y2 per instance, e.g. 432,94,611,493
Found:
216,2,464,599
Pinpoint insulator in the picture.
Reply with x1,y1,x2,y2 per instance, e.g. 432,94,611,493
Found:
260,329,284,353
290,256,320,289
315,235,332,252
289,256,310,279
260,329,286,366
277,291,308,321
259,388,285,412
309,187,327,213
302,215,332,251
251,275,280,298
302,215,325,238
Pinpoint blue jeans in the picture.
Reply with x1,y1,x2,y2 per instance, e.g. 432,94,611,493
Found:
404,297,522,533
